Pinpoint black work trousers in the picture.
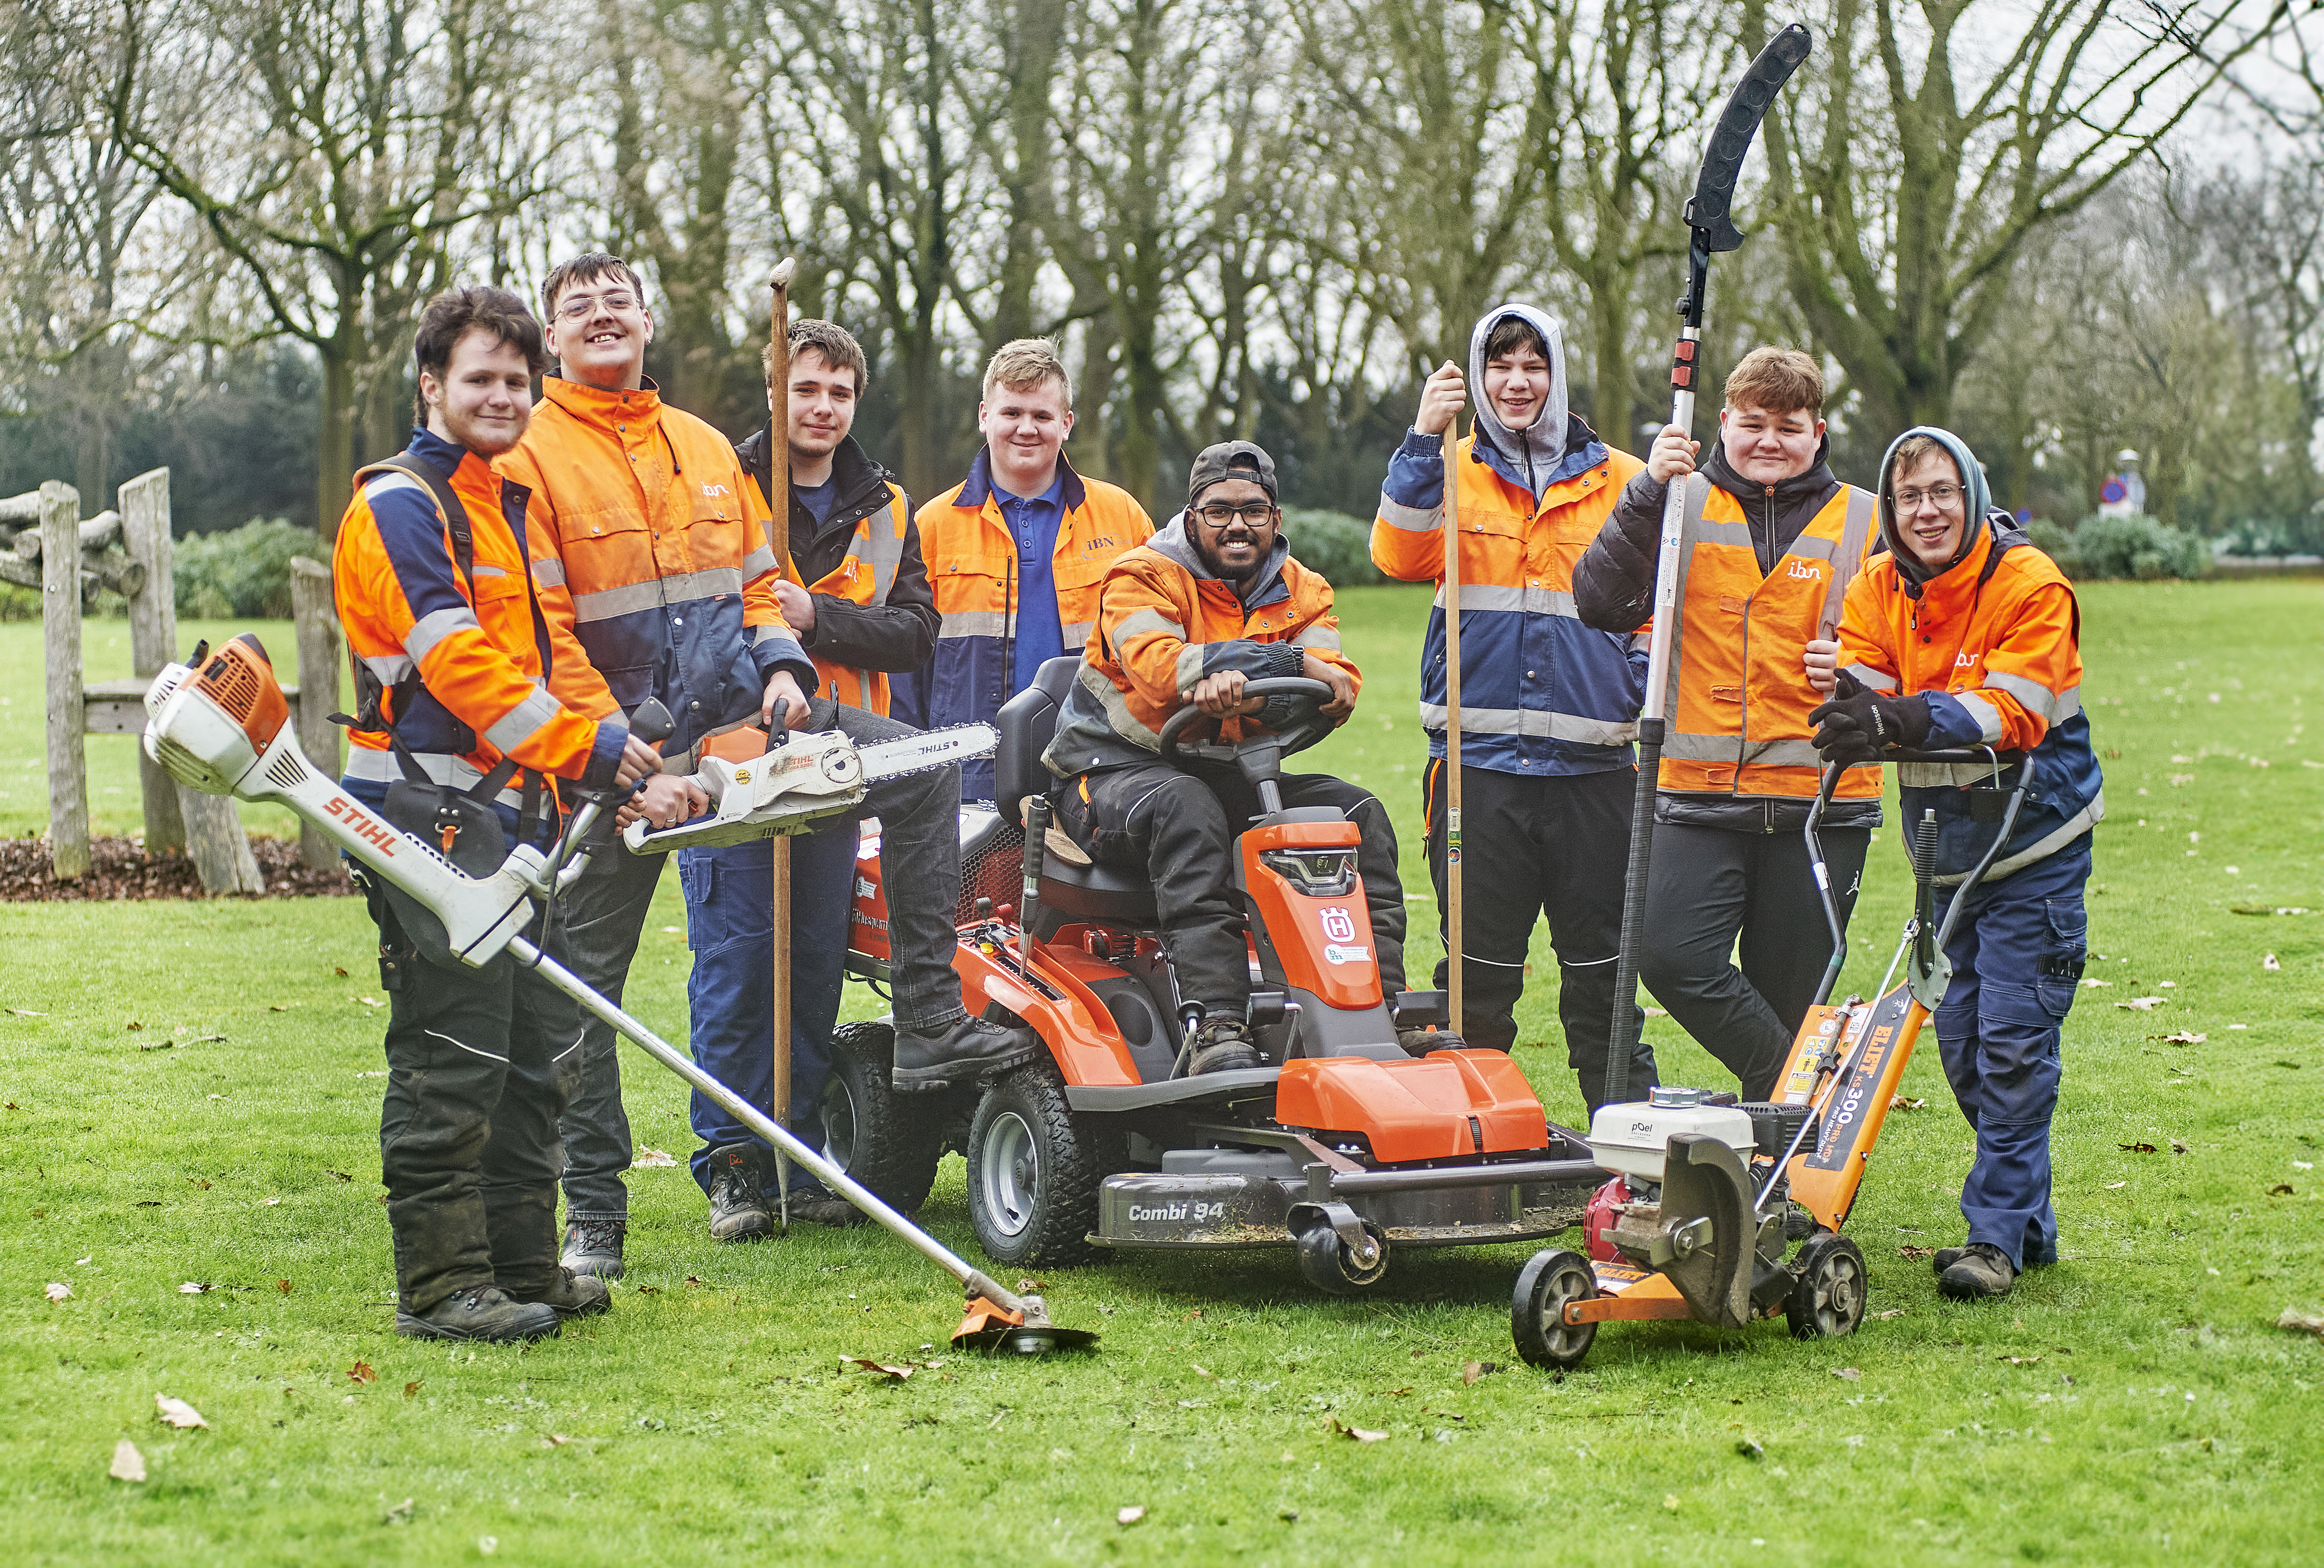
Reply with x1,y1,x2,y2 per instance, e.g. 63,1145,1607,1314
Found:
1424,761,1656,1111
364,877,584,1315
1059,761,1406,1013
1639,818,1870,1101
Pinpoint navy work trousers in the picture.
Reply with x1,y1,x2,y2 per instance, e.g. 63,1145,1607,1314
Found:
1930,838,2091,1271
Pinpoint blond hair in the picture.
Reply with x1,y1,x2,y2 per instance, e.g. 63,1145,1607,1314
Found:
982,338,1074,408
1724,346,1825,417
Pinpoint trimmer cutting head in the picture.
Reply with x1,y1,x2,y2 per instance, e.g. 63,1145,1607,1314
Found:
951,1293,1101,1356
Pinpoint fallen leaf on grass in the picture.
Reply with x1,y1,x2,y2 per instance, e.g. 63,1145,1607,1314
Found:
1190,1364,1216,1379
6,1007,47,1017
1643,1007,1669,1017
2119,1142,2158,1154
635,1284,660,1295
1734,1437,1763,1459
325,1170,353,1182
2159,980,2178,989
354,996,382,1008
842,1356,913,1380
1381,1385,1414,1396
333,967,347,978
2103,1182,2128,1190
2158,1032,2207,1045
1832,1367,1861,1381
684,1275,704,1288
2116,998,2166,1011
124,1020,142,1032
383,1497,414,1526
2080,978,2112,988
1461,1361,1504,1385
266,1004,298,1013
1890,1096,1926,1111
1330,1419,1387,1442
45,1282,71,1301
154,1394,208,1429
109,1439,146,1482
187,1177,210,1190
136,1038,173,1052
630,1148,678,1168
543,1433,569,1447
1900,1246,1935,1261
1877,1309,1908,1320
2264,953,2281,972
1117,1505,1146,1526
2269,1183,2295,1196
2276,1309,2324,1339
1999,1355,2042,1366
2171,1139,2190,1155
404,1381,423,1399
347,1361,377,1385
178,1281,211,1294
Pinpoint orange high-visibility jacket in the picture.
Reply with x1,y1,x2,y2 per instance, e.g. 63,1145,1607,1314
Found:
1657,477,1883,803
495,376,814,757
779,489,913,715
1042,516,1358,778
1839,522,2103,881
334,428,623,798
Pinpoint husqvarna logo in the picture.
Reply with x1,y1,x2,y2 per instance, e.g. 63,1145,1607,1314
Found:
1320,906,1357,942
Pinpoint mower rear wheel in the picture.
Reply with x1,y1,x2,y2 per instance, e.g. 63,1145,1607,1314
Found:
1511,1248,1599,1370
1294,1214,1391,1293
822,1022,942,1213
1787,1234,1868,1339
965,1062,1109,1267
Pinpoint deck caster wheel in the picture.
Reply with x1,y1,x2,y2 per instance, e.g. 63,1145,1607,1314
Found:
1511,1248,1598,1370
1294,1213,1389,1293
1787,1234,1868,1339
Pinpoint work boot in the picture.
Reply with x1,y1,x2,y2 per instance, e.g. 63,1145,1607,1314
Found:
395,1284,561,1343
787,1187,868,1228
1938,1242,2017,1300
1931,1245,1969,1276
892,1014,1040,1093
507,1267,612,1320
1186,1017,1262,1076
1397,1027,1479,1057
706,1146,774,1243
560,1217,626,1281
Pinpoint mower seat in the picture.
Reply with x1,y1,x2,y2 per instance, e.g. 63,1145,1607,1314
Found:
994,656,1158,924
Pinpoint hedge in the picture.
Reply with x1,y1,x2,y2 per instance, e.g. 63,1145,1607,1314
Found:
173,517,328,619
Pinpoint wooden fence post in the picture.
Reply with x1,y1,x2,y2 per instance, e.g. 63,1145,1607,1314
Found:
118,468,186,854
288,557,342,869
41,481,89,880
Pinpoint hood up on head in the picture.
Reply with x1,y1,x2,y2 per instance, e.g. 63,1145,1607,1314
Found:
1467,303,1569,500
1875,424,2008,597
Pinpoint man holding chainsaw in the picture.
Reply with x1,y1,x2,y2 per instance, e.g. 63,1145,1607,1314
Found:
1370,304,1657,1110
498,254,1034,1272
892,339,1153,800
333,284,662,1341
1043,440,1406,1075
1812,427,2102,1301
1573,347,1882,1100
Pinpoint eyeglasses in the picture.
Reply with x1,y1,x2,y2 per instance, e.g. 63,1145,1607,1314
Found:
1892,482,1962,511
1194,503,1277,529
554,290,639,321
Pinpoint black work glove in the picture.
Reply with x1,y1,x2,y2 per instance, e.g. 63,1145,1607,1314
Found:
1807,668,1933,762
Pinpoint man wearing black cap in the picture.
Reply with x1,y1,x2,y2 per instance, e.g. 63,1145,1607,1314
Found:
1042,440,1411,1074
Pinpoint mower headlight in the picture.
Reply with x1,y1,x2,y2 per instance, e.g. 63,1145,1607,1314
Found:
1259,847,1358,897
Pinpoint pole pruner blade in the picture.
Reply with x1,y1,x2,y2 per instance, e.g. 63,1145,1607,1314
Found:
1682,23,1813,254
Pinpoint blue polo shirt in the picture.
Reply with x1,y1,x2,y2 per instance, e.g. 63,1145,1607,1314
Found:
996,470,1067,691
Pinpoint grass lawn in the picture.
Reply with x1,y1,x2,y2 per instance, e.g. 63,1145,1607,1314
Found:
0,580,2319,1565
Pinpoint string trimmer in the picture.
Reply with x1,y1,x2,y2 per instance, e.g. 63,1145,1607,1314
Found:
143,632,1089,1355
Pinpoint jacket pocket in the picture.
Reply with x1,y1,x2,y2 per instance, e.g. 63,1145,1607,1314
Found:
603,665,658,709
678,855,717,950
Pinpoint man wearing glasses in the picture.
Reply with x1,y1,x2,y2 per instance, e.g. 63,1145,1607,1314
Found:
1040,442,1408,1076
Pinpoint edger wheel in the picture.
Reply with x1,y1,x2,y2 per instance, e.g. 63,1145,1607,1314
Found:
965,1062,1108,1267
822,1023,943,1213
1294,1215,1391,1294
1786,1234,1868,1340
1511,1248,1598,1371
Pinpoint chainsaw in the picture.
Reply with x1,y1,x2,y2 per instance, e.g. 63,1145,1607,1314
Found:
139,633,1090,1353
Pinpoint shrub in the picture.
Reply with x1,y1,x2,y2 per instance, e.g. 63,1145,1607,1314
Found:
1279,507,1386,587
2022,518,2079,577
2067,513,2207,581
173,517,326,619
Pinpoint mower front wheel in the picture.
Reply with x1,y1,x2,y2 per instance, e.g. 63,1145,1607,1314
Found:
1787,1234,1868,1339
965,1063,1108,1268
822,1022,943,1213
1511,1248,1598,1370
1294,1214,1391,1294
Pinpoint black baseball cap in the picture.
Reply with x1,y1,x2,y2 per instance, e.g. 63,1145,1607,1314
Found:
1187,440,1278,504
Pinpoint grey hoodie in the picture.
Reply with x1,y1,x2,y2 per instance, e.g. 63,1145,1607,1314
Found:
1875,425,2011,597
1467,303,1570,501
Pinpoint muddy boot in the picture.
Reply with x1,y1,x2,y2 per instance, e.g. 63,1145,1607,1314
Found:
1937,1242,2017,1300
508,1267,612,1320
560,1217,626,1281
706,1146,774,1243
891,1014,1040,1093
395,1284,561,1343
1397,1028,1477,1057
1187,1017,1261,1076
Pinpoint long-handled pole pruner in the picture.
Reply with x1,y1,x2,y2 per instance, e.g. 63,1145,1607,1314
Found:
767,258,798,1226
1442,409,1464,1031
1603,23,1813,1108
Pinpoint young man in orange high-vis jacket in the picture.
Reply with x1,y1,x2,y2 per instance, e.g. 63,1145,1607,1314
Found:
1371,303,1653,1112
892,339,1153,800
1043,441,1407,1076
334,285,660,1343
1812,425,2102,1303
1574,347,1883,1100
497,256,1033,1273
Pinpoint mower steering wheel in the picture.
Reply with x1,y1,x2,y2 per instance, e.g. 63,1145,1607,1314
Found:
1156,676,1339,769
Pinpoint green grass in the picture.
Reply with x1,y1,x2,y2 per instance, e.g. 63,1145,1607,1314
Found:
1,581,2319,1565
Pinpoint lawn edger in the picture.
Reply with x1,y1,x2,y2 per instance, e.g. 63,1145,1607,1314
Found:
1506,747,2032,1369
140,631,1094,1355
828,656,1608,1291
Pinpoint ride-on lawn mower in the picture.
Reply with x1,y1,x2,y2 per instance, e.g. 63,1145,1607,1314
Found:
139,632,1094,1354
831,656,1607,1291
1507,747,2032,1369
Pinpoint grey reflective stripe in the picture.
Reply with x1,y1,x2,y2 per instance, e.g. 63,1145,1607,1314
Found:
1083,661,1161,747
1693,518,1757,550
741,544,777,579
363,652,414,684
1784,534,1839,562
1738,737,1824,767
1377,493,1440,533
1984,669,2078,723
1899,760,1994,788
1936,792,2104,886
1953,691,2006,742
1662,730,1737,762
1418,703,1638,747
1174,642,1207,693
1292,624,1341,650
1848,664,1899,692
855,498,908,603
483,687,564,753
1819,488,1878,638
569,567,743,624
531,556,566,587
1061,619,1095,649
469,563,508,578
1434,582,1579,618
343,745,527,806
1114,608,1186,644
405,604,481,663
939,609,1008,639
363,470,431,505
